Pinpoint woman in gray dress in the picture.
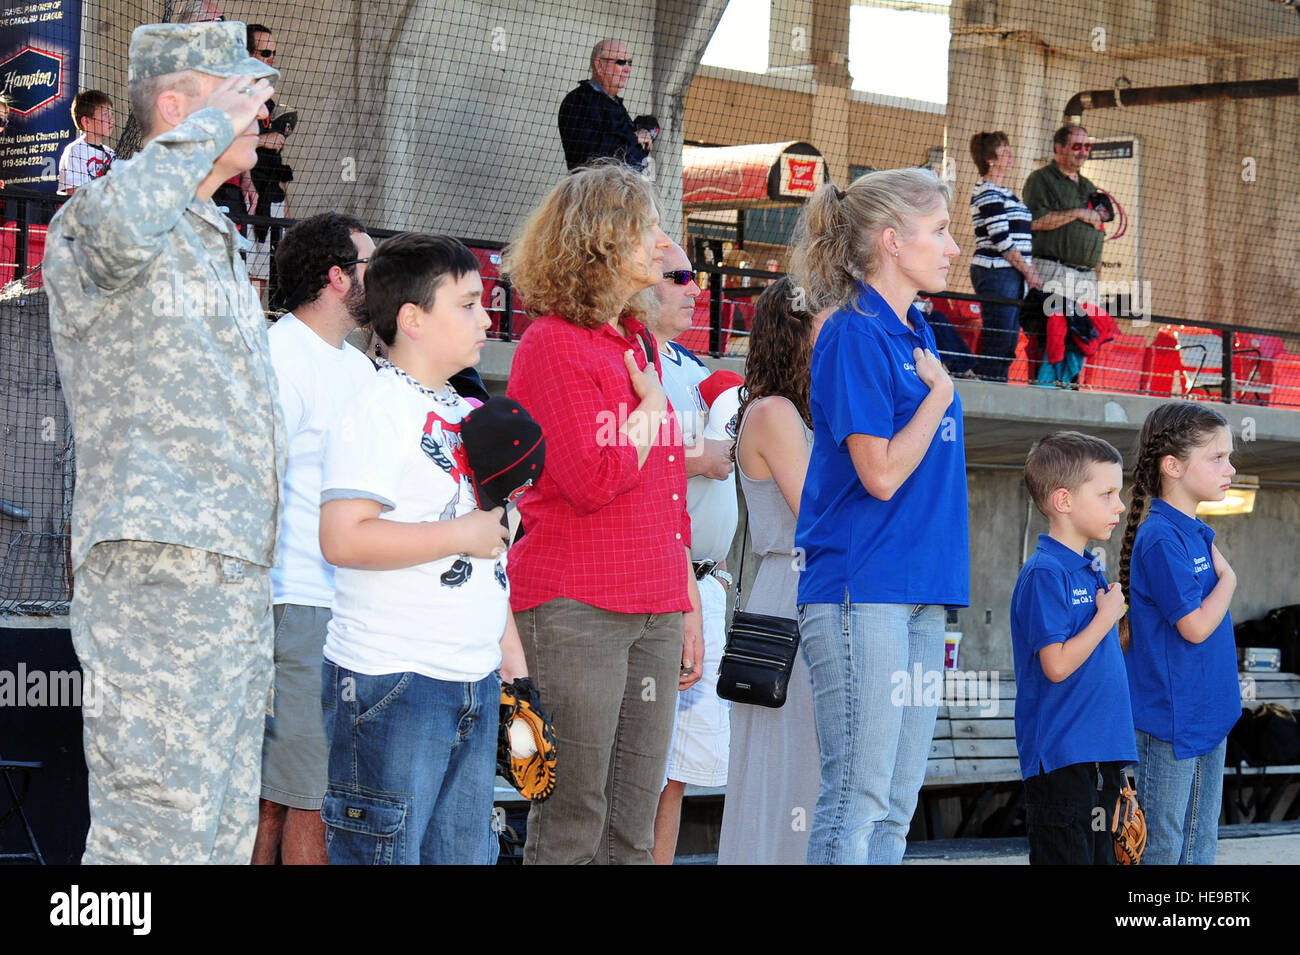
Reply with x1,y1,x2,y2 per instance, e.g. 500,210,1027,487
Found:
717,278,828,864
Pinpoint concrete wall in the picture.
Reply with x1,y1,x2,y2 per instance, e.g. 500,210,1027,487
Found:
684,68,946,171
963,471,1300,675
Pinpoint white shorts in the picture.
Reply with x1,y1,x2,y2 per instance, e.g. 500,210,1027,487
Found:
665,573,731,787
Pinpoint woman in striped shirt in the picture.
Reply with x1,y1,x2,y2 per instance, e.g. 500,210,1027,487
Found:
969,131,1041,381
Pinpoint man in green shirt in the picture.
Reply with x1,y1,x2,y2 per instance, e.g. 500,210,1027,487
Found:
1022,125,1105,306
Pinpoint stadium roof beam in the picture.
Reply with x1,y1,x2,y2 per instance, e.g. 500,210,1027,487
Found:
1064,77,1299,123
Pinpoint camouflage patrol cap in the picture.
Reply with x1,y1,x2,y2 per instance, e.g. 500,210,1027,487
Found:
129,21,280,83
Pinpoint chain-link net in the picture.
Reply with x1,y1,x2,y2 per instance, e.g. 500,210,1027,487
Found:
0,289,73,614
2,0,1300,610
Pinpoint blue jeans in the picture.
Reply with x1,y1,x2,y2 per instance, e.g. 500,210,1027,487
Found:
320,661,500,865
1135,730,1226,865
798,600,945,864
969,265,1025,381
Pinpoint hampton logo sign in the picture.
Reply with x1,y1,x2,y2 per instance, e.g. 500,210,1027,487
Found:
1,47,64,114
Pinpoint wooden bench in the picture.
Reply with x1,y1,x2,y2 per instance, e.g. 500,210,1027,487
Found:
919,677,1023,838
919,671,1300,836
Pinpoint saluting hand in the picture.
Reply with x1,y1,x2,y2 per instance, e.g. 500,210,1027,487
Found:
205,76,275,138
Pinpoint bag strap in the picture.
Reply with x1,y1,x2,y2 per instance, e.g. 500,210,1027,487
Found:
732,518,749,616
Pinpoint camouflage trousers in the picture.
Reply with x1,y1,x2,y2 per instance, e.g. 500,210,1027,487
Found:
71,540,274,864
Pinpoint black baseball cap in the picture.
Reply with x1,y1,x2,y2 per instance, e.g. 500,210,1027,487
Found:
459,398,545,510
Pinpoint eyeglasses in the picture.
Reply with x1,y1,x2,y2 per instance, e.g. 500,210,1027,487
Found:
601,57,632,67
1068,142,1093,153
337,258,369,269
663,270,696,286
255,48,276,57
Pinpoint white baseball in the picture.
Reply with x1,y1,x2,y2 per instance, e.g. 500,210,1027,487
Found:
509,720,538,758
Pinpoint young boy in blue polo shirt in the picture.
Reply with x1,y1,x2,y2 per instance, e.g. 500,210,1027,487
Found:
1011,431,1136,865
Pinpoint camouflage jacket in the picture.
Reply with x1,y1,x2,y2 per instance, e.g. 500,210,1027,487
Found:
45,107,285,571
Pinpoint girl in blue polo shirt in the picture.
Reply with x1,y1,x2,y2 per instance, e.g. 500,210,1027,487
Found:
1118,402,1239,865
789,168,968,865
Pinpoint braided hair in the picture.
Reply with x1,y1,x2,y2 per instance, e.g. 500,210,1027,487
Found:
1117,401,1229,650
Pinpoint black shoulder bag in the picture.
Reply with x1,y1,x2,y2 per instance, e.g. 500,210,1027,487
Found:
715,521,801,707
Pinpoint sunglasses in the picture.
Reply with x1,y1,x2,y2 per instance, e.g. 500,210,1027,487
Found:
602,57,632,67
663,270,695,286
255,48,276,57
337,258,369,269
1068,142,1093,153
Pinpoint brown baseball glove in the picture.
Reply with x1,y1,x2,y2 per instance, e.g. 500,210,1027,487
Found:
498,677,557,802
1112,774,1147,865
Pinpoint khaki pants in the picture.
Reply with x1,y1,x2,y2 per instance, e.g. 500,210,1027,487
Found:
72,541,273,864
519,598,683,865
1036,258,1099,309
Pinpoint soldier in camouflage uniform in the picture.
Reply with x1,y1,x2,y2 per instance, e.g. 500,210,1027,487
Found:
43,21,286,864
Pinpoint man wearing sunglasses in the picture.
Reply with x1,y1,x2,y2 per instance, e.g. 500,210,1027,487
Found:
244,24,293,290
1022,124,1105,305
557,38,651,172
638,243,741,864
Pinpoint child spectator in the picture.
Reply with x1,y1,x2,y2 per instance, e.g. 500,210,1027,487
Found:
317,232,527,865
1011,431,1135,864
58,90,116,195
1119,402,1239,864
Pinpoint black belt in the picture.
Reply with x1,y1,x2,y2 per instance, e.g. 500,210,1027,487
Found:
692,560,717,580
1037,255,1094,271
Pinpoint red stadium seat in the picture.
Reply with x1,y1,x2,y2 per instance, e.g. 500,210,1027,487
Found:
0,222,47,287
467,245,531,339
1139,326,1181,397
1007,331,1030,385
675,298,734,355
926,295,983,353
1079,333,1147,395
1271,351,1300,410
1234,331,1285,406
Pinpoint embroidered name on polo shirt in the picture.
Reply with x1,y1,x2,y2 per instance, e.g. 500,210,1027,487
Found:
1192,555,1210,574
903,362,915,372
1071,586,1094,606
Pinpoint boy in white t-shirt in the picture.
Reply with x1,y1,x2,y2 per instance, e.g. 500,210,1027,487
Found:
318,232,526,865
57,90,116,195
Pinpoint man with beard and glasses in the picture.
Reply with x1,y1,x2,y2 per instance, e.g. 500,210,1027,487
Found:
253,212,376,864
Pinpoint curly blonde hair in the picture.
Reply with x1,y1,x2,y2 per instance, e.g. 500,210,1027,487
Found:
503,162,660,329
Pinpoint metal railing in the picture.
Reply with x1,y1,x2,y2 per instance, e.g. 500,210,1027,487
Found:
5,187,1299,408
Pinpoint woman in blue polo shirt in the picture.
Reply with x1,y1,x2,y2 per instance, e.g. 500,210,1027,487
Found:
1118,402,1239,865
789,168,968,865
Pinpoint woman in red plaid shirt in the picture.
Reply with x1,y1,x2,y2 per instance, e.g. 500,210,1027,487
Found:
503,163,705,865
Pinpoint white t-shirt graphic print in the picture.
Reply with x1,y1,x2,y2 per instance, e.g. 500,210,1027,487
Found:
320,364,507,682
